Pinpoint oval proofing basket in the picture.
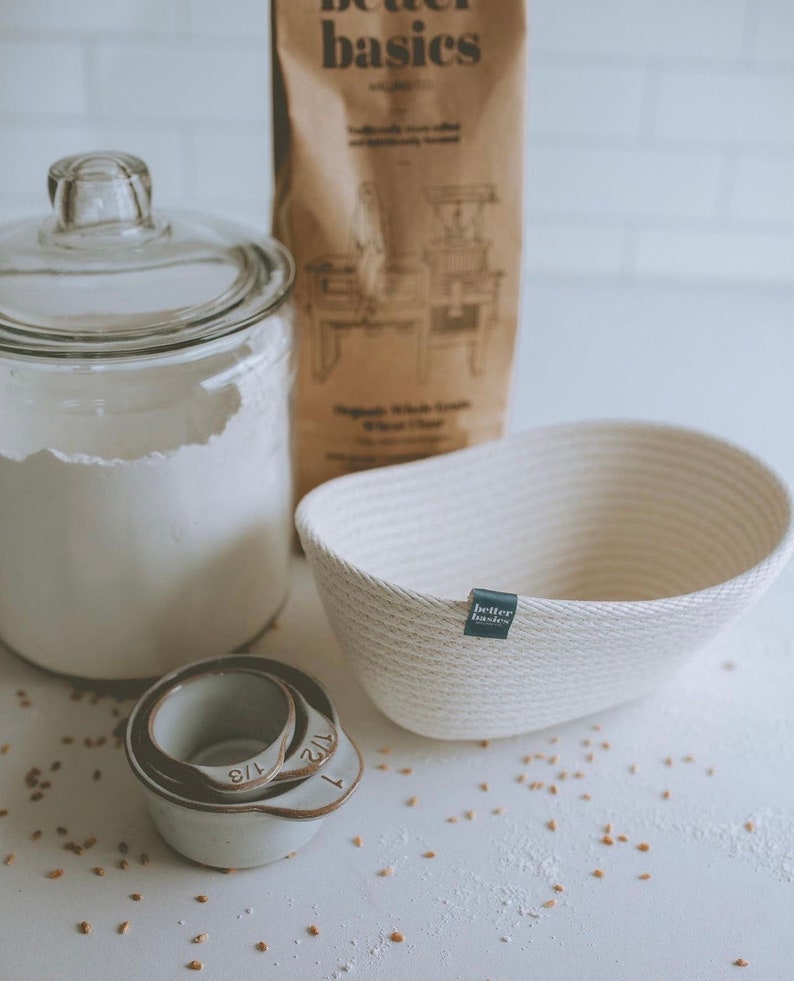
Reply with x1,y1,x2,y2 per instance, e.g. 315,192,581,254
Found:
296,422,793,740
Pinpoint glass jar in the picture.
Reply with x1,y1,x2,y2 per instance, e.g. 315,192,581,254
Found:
0,152,294,680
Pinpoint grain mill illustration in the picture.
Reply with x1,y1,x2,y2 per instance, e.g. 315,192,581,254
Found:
305,182,502,382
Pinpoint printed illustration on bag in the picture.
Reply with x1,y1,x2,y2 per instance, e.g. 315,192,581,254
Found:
306,181,502,383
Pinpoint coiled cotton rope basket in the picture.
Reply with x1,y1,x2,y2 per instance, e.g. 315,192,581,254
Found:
296,421,793,740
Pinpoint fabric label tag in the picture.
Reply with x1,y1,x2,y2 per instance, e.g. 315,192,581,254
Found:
464,588,518,640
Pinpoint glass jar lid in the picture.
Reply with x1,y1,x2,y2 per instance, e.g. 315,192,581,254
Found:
0,152,294,359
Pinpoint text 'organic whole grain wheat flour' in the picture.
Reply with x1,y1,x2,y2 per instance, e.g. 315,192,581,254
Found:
272,0,528,498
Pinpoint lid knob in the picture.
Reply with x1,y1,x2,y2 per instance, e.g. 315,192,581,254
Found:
47,151,157,238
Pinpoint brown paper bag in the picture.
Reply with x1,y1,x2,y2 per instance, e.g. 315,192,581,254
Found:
272,1,528,500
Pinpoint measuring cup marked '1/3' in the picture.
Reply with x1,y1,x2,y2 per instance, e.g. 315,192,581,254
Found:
147,670,296,797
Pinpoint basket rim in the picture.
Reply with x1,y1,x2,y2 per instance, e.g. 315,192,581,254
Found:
295,419,794,613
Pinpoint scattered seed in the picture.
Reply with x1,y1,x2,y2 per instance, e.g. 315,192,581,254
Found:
31,830,42,841
617,834,629,843
131,892,142,901
378,747,391,755
580,793,591,801
353,836,363,848
637,843,650,852
255,941,268,952
480,740,490,748
629,764,639,774
399,768,413,775
196,895,208,903
4,853,15,865
707,767,716,777
93,770,102,781
0,809,7,818
548,755,560,765
118,841,129,855
582,739,591,747
79,920,92,934
549,784,558,795
602,836,614,846
446,816,458,823
550,736,559,744
390,931,404,943
406,796,418,807
734,958,749,967
723,661,736,671
188,960,203,971
492,806,507,815
0,744,9,755
592,869,605,878
516,773,527,784
591,724,602,731
93,867,105,876
586,753,595,763
376,763,390,771
529,781,544,790
62,737,74,745
553,884,564,892
558,770,569,780
140,853,149,866
542,899,556,908
601,742,611,750
662,790,671,800
547,819,557,832
573,771,585,779
479,782,489,792
683,755,695,763
118,921,130,935
639,873,652,880
84,837,97,849
377,867,394,877
30,792,43,802
521,755,533,764
119,859,129,871
308,924,320,936
422,851,436,859
56,826,68,836
47,868,64,879
534,753,546,760
663,757,673,767
464,810,475,820
193,934,208,944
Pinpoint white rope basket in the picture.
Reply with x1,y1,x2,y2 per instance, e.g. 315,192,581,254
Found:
296,422,793,740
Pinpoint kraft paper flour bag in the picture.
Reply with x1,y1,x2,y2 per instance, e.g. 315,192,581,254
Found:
272,0,528,499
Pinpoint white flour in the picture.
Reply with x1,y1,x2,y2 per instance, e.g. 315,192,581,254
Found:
0,330,293,679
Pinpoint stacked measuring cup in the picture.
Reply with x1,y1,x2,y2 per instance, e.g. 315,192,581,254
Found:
126,656,364,868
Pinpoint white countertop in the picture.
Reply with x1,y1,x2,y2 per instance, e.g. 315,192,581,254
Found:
2,281,793,981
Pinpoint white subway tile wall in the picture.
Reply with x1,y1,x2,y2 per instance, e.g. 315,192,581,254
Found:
0,0,792,282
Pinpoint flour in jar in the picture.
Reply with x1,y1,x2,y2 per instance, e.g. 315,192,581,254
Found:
0,331,293,680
